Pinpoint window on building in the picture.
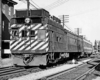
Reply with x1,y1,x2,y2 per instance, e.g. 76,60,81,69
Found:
2,5,5,13
9,7,11,16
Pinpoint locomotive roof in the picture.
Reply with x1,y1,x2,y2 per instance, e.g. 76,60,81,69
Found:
63,28,82,37
12,16,43,19
15,9,50,18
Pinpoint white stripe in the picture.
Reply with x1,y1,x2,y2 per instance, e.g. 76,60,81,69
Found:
13,40,25,50
32,24,41,30
25,33,48,50
19,25,25,32
39,26,44,29
19,46,25,50
39,43,49,50
46,33,48,36
27,31,30,36
35,36,38,39
26,36,38,50
25,40,38,50
16,38,30,50
32,38,48,50
32,42,45,50
39,38,49,50
39,24,47,29
10,39,21,49
19,40,30,50
35,31,38,34
84,47,92,50
19,26,25,37
10,41,15,48
11,24,16,28
27,25,31,29
46,48,49,52
30,24,35,29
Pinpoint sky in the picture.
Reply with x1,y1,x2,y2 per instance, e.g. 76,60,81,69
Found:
13,0,100,44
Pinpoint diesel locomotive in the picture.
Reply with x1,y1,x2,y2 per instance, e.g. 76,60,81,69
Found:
10,9,93,66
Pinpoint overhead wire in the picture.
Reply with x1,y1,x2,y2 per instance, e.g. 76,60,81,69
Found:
21,0,38,9
44,0,62,9
20,0,72,31
70,7,100,17
44,0,69,10
30,0,40,9
64,24,73,32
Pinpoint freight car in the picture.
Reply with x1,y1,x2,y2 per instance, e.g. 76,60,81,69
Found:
10,9,93,66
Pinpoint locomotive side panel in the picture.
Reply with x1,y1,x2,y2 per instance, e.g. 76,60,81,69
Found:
48,20,66,52
10,23,49,54
67,32,78,52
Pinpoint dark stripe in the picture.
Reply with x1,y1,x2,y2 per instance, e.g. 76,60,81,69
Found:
30,36,49,50
11,40,24,50
16,40,30,50
10,40,17,45
29,40,43,50
31,24,42,30
36,41,48,50
23,39,38,50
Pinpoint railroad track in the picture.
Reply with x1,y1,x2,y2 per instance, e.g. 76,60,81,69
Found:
44,59,100,80
0,66,41,80
0,57,97,80
74,64,99,80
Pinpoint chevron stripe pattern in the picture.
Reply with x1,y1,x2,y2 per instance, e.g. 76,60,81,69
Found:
10,23,49,52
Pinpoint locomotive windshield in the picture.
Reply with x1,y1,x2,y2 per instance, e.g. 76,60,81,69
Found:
11,17,42,24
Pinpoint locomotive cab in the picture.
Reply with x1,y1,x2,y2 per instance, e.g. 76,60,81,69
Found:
10,17,47,42
10,12,49,66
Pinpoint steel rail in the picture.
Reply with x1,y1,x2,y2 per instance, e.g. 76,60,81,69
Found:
43,62,89,80
74,64,99,80
42,59,98,80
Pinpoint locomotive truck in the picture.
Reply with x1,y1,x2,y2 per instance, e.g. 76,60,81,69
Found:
10,9,93,66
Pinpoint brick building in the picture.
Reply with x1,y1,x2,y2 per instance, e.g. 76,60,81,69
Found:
0,0,17,58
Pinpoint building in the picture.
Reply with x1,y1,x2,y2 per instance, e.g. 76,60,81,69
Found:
0,0,17,58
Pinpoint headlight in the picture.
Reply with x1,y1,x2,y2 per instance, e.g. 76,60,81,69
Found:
25,18,30,24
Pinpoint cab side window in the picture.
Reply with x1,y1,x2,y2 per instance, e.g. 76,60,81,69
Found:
11,28,19,40
38,29,46,41
30,30,35,37
22,30,27,37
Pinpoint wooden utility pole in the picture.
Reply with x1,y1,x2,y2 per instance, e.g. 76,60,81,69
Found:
61,15,69,27
62,15,64,27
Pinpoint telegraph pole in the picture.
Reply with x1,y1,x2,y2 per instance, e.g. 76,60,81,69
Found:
60,15,69,28
62,15,64,27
